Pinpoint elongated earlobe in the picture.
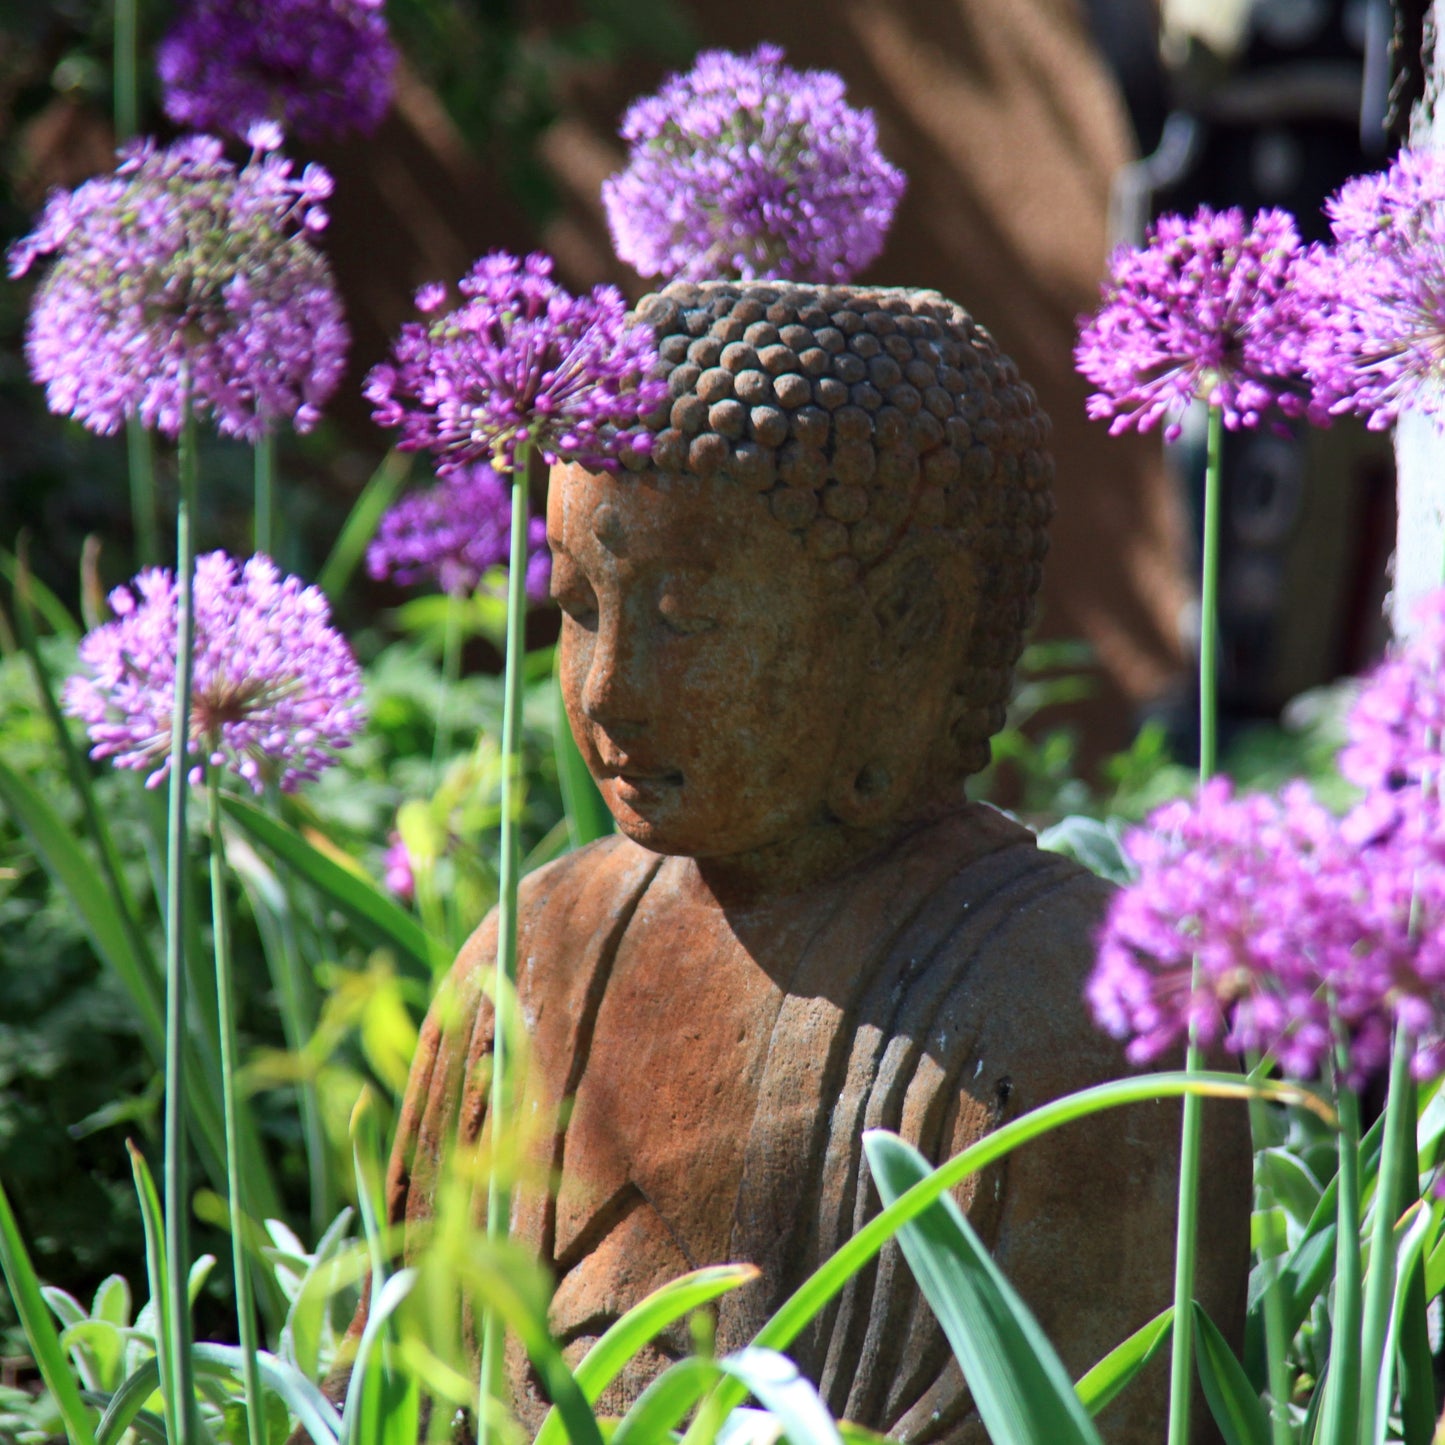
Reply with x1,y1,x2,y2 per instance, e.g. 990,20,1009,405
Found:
827,758,903,828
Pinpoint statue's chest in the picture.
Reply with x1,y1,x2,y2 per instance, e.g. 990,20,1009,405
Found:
549,895,793,1271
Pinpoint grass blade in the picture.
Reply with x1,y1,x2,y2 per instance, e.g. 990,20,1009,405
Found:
221,794,443,979
612,1357,720,1445
126,1141,179,1439
716,1347,842,1445
0,757,164,1052
0,1174,100,1445
95,1359,162,1445
533,1265,758,1445
193,1342,343,1445
0,546,78,638
1074,1307,1174,1418
863,1130,1102,1445
1191,1303,1269,1445
340,1268,417,1445
316,448,411,601
551,658,611,848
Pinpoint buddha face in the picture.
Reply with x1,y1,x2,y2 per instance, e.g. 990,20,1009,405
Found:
548,463,872,867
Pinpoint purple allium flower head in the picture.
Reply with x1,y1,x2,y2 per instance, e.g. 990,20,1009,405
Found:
365,252,666,474
63,552,364,794
1083,777,1445,1083
601,43,906,284
1075,205,1315,441
1340,587,1445,807
1294,150,1445,430
366,463,551,600
157,0,396,143
8,129,347,441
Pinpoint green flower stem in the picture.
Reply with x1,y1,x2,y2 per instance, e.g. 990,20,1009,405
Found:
477,442,534,1443
1320,1051,1363,1445
1165,400,1225,1445
113,0,138,139
1198,403,1223,780
254,432,276,561
1359,1025,1416,1441
1244,1052,1293,1445
207,772,266,1445
163,395,200,1445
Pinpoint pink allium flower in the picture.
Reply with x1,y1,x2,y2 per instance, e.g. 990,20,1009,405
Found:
1295,150,1445,430
1086,777,1445,1083
366,463,551,600
64,552,364,794
157,0,396,143
1340,588,1445,806
602,44,906,284
8,129,347,441
1075,205,1314,441
364,252,666,474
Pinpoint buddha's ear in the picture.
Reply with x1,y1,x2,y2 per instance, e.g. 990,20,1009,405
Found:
828,544,975,828
864,551,944,667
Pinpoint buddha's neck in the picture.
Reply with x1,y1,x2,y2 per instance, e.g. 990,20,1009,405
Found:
682,793,970,910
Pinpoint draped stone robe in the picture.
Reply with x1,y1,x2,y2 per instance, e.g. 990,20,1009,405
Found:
380,804,1249,1443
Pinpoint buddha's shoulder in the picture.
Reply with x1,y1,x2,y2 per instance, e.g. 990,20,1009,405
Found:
931,807,1119,1064
516,831,663,918
449,834,658,981
906,803,1113,935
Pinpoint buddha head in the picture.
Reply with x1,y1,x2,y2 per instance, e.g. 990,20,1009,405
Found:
547,280,1053,884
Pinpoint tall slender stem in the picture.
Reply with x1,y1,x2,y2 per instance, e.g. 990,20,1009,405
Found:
253,432,276,561
208,774,266,1445
1360,1025,1416,1441
113,0,138,139
1165,402,1225,1445
1197,404,1223,779
127,424,160,569
1244,1053,1293,1445
1320,1059,1363,1445
477,444,533,1443
163,395,200,1445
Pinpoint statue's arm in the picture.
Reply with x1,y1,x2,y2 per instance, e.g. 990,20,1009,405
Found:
892,868,1251,1445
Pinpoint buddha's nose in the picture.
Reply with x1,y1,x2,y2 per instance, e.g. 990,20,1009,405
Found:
580,615,649,729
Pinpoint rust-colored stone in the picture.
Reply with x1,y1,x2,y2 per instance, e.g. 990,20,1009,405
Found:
372,282,1250,1443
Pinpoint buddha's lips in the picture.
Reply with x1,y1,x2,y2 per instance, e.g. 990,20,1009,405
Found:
602,760,684,788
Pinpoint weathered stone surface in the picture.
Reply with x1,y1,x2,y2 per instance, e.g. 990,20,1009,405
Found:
367,283,1251,1444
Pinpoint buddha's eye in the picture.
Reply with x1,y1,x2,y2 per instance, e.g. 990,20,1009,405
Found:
657,592,718,636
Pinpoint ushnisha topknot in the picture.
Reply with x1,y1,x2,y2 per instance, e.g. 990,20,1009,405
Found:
618,278,1055,780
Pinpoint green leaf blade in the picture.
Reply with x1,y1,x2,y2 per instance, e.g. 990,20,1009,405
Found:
1191,1302,1269,1445
863,1130,1102,1445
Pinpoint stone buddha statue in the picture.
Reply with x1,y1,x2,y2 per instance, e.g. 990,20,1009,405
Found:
377,281,1250,1442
